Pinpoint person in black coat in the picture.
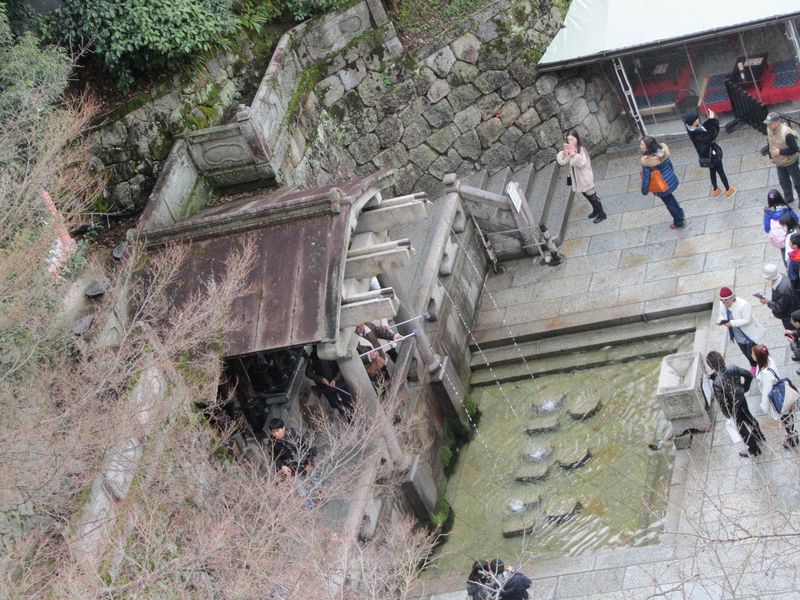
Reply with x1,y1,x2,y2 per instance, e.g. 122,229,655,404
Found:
783,309,800,362
756,263,800,329
305,346,353,418
706,352,765,457
489,560,532,600
684,110,736,199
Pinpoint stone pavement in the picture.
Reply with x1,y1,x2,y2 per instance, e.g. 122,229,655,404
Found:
414,125,800,599
471,126,785,347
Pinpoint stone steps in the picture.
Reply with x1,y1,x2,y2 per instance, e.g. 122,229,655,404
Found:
469,330,691,387
470,296,711,350
463,160,567,256
470,313,700,370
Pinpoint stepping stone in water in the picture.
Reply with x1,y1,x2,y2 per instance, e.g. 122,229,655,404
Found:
516,462,550,482
502,512,539,538
533,392,564,414
522,443,553,463
557,442,591,469
567,393,602,420
507,490,541,514
543,497,582,524
525,414,560,435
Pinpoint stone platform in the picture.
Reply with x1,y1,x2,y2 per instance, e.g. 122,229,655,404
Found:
471,126,782,348
413,124,800,599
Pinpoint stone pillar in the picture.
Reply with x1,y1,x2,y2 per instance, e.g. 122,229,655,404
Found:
377,272,440,373
378,273,468,424
335,352,405,466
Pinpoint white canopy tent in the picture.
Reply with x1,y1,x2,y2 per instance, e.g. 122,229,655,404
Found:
539,0,800,70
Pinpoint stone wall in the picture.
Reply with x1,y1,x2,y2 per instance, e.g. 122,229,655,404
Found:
91,36,271,212
275,0,633,196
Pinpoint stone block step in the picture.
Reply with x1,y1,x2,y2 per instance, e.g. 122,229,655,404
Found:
470,298,711,350
527,162,556,225
470,333,688,387
486,166,512,196
470,313,700,370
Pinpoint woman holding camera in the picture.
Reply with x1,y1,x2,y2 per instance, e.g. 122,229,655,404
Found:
556,129,606,224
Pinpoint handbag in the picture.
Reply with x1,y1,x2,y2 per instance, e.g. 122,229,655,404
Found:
566,174,572,187
646,168,669,194
725,418,743,444
767,368,800,414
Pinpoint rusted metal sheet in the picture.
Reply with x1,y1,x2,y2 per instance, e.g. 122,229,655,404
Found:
142,172,393,357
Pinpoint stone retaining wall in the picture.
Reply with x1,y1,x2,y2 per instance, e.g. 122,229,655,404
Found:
91,36,272,212
275,0,633,196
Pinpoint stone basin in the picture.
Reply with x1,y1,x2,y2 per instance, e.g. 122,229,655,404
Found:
525,414,560,435
567,393,602,420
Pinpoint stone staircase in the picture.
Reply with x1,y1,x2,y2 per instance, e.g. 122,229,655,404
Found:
460,161,571,261
469,312,703,387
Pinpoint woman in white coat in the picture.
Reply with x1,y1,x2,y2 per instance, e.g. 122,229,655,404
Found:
556,129,606,224
752,343,799,448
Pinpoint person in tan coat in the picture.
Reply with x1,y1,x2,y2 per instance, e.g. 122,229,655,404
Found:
556,129,606,223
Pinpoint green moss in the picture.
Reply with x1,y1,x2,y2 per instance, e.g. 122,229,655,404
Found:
430,497,454,532
182,178,213,218
183,109,208,131
328,104,345,122
284,63,323,124
441,417,471,477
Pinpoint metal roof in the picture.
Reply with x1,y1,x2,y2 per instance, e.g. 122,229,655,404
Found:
142,171,392,357
538,0,800,71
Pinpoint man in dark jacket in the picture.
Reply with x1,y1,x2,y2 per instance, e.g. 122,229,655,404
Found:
489,560,532,600
684,110,736,198
705,352,765,457
757,263,800,329
305,347,353,418
268,418,316,477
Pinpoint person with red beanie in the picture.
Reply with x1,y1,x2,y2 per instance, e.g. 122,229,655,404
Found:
717,286,764,372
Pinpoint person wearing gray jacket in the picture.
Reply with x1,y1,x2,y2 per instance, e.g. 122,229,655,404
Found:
756,263,800,329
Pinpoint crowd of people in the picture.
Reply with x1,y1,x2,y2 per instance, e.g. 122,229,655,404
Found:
266,318,407,505
465,112,800,593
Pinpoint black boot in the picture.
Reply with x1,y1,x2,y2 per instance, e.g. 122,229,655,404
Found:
588,195,607,223
587,198,599,219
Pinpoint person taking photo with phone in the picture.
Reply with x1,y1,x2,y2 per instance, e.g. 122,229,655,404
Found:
683,109,736,199
755,263,800,330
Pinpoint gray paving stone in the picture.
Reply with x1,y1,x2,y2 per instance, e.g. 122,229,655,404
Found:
618,240,677,268
730,224,765,248
589,263,647,292
673,231,732,257
555,568,625,598
560,288,620,313
618,277,678,305
588,227,649,253
677,267,737,295
702,245,765,271
564,212,623,239
645,254,706,281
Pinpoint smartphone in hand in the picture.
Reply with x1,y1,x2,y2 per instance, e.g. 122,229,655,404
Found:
717,319,730,326
753,292,765,300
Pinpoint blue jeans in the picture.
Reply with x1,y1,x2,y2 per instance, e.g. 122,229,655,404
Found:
659,193,684,226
